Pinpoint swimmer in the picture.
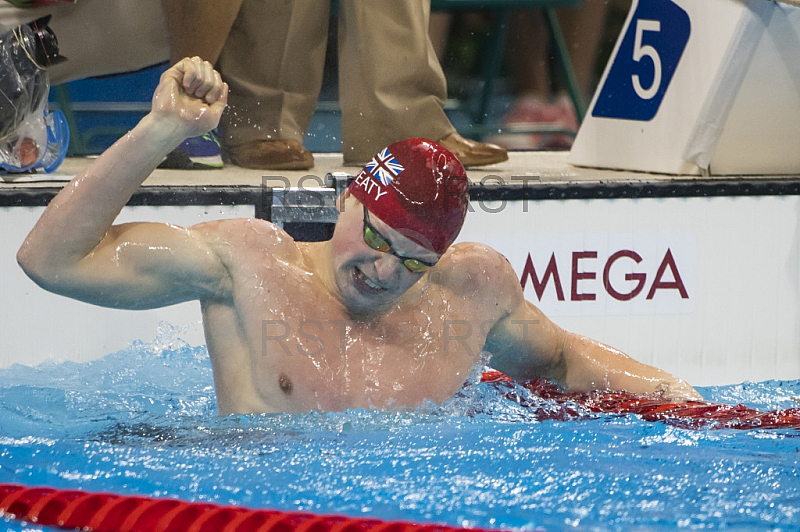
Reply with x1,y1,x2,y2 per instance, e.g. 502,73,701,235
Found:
17,59,702,414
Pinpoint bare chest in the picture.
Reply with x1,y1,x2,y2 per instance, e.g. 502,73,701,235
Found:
225,263,488,411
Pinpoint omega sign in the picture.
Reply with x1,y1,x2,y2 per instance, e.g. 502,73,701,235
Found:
520,248,689,303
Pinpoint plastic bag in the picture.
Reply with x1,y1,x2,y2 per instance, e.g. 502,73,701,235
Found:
0,16,68,173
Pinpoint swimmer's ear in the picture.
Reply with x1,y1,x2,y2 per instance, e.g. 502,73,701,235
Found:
337,188,352,213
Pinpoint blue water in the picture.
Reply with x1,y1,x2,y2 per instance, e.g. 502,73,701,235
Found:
1,330,798,531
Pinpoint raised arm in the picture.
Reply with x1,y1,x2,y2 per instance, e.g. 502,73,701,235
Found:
17,57,231,309
478,247,702,401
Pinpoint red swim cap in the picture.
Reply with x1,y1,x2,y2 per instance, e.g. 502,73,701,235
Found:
349,138,470,255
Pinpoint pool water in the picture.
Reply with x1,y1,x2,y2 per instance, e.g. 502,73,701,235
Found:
1,327,798,531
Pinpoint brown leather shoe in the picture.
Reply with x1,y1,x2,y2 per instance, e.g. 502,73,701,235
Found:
438,132,508,167
221,139,314,170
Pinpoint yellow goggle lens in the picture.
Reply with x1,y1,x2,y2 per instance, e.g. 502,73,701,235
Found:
402,259,430,273
364,226,391,252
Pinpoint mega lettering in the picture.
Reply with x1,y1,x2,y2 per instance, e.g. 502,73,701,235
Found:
520,248,689,302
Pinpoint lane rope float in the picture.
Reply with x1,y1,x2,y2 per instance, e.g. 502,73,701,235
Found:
480,371,800,430
0,483,522,532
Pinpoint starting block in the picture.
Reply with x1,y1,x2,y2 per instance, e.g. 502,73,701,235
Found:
570,0,800,176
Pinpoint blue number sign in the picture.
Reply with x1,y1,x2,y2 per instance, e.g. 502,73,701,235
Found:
592,0,691,121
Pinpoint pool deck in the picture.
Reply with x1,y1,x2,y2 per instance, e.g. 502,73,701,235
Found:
2,151,799,190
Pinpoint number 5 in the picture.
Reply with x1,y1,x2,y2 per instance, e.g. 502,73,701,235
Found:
632,19,662,100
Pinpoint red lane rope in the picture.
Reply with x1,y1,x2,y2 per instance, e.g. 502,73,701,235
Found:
480,371,800,430
0,484,517,532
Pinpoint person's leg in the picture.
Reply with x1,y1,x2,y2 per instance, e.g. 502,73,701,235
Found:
217,0,328,169
338,0,507,166
558,0,610,100
0,0,169,84
508,9,550,100
507,0,609,104
493,4,608,151
160,0,244,65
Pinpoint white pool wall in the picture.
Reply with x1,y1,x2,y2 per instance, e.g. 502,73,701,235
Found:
3,195,799,386
458,194,800,386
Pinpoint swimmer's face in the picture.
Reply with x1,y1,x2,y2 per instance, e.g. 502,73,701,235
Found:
330,198,441,313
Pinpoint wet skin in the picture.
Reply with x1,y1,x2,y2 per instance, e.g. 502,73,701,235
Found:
17,58,702,416
197,198,526,414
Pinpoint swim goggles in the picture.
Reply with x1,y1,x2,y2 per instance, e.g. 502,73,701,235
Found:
362,207,436,273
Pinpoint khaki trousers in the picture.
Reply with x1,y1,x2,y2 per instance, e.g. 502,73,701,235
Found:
1,0,456,161
219,0,455,162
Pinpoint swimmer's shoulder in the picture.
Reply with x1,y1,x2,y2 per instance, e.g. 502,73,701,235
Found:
434,242,522,307
189,218,300,260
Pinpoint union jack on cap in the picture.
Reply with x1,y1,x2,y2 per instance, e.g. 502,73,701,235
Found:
365,148,404,186
349,138,469,255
